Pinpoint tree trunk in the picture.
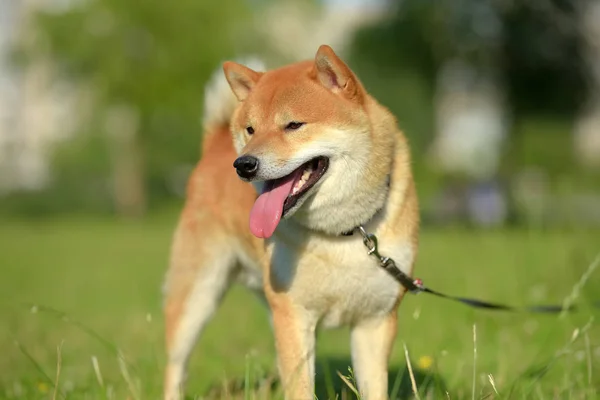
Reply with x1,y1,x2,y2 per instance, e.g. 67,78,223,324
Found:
105,105,146,218
574,1,600,170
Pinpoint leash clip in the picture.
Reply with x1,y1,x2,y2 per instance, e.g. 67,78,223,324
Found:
358,226,382,258
357,225,423,294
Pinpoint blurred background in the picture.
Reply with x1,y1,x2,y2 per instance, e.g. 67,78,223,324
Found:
1,0,599,398
1,0,599,226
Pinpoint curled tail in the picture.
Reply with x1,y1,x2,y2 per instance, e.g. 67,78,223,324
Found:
202,57,266,138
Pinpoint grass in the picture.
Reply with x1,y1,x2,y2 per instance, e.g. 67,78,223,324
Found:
0,210,599,399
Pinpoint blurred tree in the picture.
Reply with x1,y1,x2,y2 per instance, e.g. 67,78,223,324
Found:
350,0,586,125
19,0,254,217
502,0,586,116
349,0,590,226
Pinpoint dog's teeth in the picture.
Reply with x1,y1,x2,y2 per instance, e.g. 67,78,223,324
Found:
291,166,315,196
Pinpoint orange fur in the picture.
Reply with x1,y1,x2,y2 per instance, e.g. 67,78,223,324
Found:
164,45,419,400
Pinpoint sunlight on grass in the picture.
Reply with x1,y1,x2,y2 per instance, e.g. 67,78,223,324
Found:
0,215,598,398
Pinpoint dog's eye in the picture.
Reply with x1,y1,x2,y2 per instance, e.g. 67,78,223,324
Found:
246,126,255,135
285,121,305,131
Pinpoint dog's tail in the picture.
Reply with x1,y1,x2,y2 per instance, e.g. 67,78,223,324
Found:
202,57,266,141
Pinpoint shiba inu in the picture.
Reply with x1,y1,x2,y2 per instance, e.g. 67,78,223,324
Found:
163,45,419,400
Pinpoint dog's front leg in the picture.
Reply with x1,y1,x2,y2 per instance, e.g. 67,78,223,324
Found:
270,298,317,400
350,310,398,400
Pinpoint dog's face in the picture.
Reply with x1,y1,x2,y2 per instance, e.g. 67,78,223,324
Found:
224,45,376,239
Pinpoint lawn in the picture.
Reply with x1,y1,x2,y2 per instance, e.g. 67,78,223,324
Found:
1,211,599,399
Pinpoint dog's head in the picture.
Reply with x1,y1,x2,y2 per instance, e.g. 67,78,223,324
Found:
224,45,392,239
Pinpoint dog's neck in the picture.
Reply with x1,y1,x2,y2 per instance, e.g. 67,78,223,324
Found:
338,175,391,236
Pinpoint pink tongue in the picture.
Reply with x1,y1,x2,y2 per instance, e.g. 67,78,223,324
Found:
249,172,299,239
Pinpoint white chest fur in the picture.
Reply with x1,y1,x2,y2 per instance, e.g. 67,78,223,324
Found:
269,223,414,328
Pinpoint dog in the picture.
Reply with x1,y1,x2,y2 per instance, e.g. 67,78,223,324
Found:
163,45,419,400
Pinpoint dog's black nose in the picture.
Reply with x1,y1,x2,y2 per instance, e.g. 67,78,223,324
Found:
233,155,259,179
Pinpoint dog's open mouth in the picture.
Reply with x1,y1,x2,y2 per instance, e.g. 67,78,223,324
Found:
249,157,329,239
283,157,329,215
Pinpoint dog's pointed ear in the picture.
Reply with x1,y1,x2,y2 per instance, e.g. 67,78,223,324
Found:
313,45,363,102
223,61,263,101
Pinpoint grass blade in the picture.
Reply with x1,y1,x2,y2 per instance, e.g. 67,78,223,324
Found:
403,342,421,400
245,354,251,400
472,324,477,400
336,370,360,399
14,339,64,399
52,341,63,400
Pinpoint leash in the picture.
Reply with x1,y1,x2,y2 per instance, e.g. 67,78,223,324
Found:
355,226,597,314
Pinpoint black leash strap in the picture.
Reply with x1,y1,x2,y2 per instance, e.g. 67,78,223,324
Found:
356,226,595,314
418,285,579,313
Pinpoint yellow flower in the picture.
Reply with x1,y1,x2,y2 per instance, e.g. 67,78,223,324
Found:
417,355,434,370
37,382,49,393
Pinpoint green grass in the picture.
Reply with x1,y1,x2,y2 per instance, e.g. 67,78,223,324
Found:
1,211,599,399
